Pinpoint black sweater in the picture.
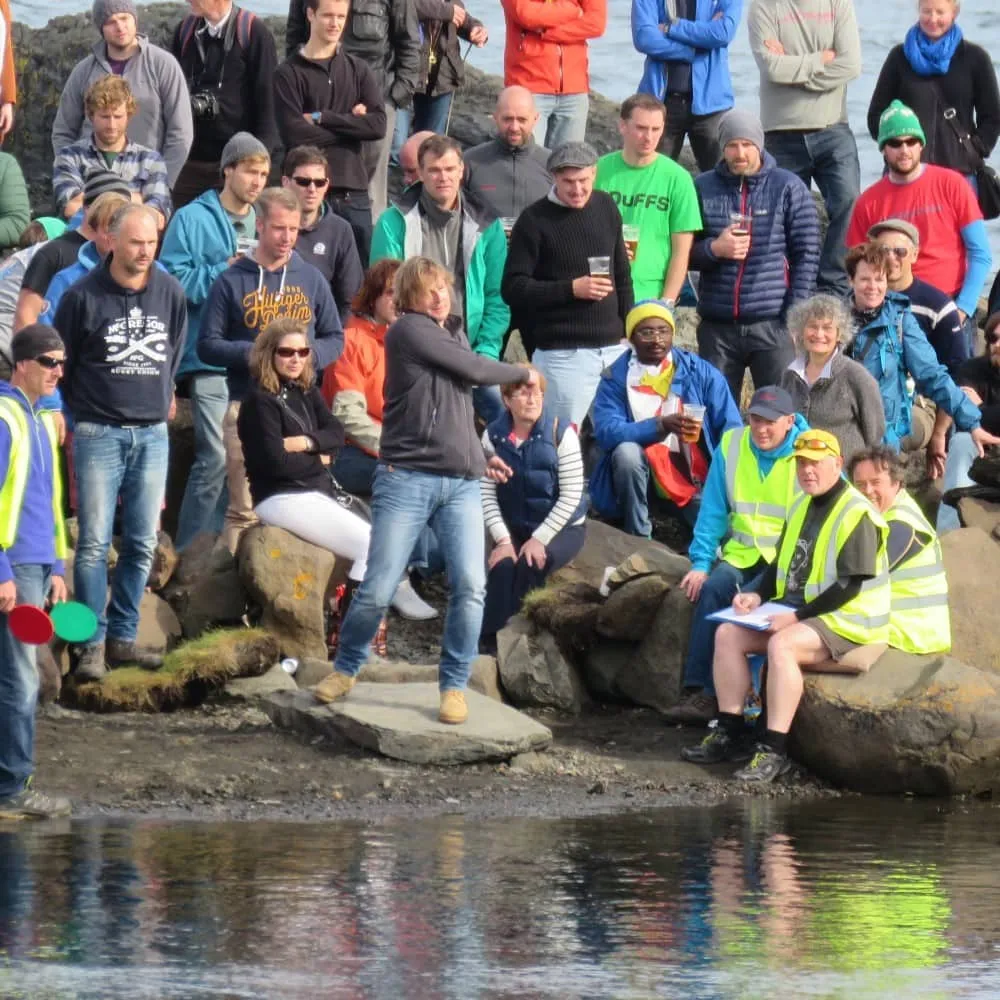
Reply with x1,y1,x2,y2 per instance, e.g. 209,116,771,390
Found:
868,41,1000,174
956,354,1000,437
237,382,346,506
274,48,387,193
501,192,634,353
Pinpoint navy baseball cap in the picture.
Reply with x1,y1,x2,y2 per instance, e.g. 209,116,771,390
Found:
748,386,795,420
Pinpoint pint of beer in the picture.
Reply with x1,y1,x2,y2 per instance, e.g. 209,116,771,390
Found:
623,224,640,259
681,403,706,443
588,255,612,277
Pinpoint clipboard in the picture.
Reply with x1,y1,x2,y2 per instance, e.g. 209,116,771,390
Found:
706,602,796,632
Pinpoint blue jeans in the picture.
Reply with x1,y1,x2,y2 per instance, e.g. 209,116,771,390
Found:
610,441,700,538
472,384,505,425
332,444,378,496
334,466,485,690
74,422,169,645
532,343,628,429
390,91,455,165
764,122,860,297
0,563,49,799
532,92,589,149
937,431,978,534
175,373,228,550
682,560,764,694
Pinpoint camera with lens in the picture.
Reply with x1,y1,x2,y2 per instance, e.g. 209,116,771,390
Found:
190,90,221,120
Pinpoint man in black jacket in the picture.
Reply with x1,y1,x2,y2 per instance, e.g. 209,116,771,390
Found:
171,0,279,209
276,0,387,264
286,0,420,222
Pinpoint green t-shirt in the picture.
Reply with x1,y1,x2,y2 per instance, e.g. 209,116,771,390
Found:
594,151,702,301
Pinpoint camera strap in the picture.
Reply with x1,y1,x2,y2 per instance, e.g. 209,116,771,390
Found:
188,5,250,91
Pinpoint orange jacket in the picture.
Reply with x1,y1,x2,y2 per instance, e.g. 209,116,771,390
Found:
0,0,16,105
501,0,606,96
321,315,386,457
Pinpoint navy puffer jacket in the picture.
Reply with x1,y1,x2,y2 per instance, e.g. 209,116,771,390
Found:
691,152,820,323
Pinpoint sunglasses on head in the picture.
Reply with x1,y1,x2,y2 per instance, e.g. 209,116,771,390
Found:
292,176,328,188
276,347,312,359
794,437,838,454
885,137,921,150
34,355,65,370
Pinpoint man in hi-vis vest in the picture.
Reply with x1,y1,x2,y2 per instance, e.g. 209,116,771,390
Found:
668,386,806,726
683,429,890,784
0,325,71,820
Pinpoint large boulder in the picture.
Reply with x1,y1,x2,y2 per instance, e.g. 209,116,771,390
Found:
941,527,1000,670
596,573,671,641
162,533,247,639
496,614,588,713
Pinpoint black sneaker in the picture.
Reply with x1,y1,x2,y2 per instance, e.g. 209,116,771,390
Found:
0,782,71,819
74,643,107,682
106,638,163,671
681,726,739,764
733,744,793,784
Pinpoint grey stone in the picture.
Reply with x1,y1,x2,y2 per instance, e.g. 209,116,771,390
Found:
147,531,179,591
163,539,247,639
581,639,636,702
596,574,671,641
136,591,182,652
263,685,552,765
496,615,587,713
224,663,298,701
294,657,335,689
956,496,1000,536
942,528,1000,671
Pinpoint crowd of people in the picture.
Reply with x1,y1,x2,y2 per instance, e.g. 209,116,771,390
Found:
0,0,997,818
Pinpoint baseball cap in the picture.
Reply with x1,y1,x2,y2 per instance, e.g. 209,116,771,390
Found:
747,386,795,421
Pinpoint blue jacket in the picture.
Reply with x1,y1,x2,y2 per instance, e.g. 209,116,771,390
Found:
847,291,981,448
160,190,240,380
691,151,819,322
0,383,65,583
486,407,588,538
589,347,742,520
687,413,808,573
633,0,741,117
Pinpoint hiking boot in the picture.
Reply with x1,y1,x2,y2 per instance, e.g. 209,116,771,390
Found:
681,725,752,765
0,782,71,820
74,643,107,683
391,578,438,621
733,745,793,785
439,690,468,725
106,638,163,671
662,690,718,726
313,671,356,704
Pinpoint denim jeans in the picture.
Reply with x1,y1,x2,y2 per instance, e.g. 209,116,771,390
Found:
610,441,700,538
472,384,506,425
661,95,727,173
532,93,589,149
363,103,396,225
937,431,978,534
328,188,374,268
175,373,228,550
0,563,49,799
696,318,794,406
532,343,628,429
333,444,378,496
73,421,169,645
391,92,454,165
764,123,860,297
334,466,485,690
682,559,765,694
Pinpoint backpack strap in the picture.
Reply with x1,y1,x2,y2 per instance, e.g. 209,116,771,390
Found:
178,14,199,58
235,6,256,49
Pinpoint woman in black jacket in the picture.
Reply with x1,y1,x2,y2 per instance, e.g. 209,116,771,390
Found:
237,317,436,621
867,0,1000,175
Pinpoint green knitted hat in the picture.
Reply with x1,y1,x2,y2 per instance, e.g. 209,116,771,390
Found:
877,100,926,150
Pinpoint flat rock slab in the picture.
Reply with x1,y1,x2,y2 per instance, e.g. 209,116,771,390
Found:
264,684,552,765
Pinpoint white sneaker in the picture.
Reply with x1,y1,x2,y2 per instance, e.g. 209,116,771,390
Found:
391,578,439,620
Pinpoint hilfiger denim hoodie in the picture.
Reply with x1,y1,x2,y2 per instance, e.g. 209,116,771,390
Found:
198,250,344,402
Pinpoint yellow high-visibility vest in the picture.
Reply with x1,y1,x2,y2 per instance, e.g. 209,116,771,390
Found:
775,483,890,644
886,489,951,654
720,427,801,569
0,394,67,559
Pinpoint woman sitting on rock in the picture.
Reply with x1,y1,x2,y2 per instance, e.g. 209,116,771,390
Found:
780,293,886,464
479,364,588,654
237,318,436,631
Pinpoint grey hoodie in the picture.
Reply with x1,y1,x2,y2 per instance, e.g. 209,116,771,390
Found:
464,137,552,219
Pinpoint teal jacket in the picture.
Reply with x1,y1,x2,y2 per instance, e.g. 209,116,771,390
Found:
370,184,510,359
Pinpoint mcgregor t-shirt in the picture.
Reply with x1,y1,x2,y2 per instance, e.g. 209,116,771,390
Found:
595,152,702,301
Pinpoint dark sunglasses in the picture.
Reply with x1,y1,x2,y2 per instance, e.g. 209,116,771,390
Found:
885,246,910,259
794,437,838,454
884,137,921,150
292,176,328,188
276,347,312,359
34,355,65,370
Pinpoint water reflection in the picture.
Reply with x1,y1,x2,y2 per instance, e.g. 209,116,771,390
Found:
0,799,999,997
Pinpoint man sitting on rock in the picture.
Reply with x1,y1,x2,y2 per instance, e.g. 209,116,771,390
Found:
667,386,806,725
849,445,950,655
682,429,890,783
589,299,741,539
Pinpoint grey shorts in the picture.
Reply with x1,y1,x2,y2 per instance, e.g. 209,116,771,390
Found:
799,617,862,661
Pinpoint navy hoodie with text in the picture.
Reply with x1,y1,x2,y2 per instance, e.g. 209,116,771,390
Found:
198,250,344,402
54,262,188,425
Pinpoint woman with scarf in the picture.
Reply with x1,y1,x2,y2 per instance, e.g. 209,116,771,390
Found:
867,0,1000,177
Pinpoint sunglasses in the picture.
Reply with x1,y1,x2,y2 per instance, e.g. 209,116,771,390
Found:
794,437,839,454
884,246,911,259
34,355,65,370
276,347,312,359
292,176,328,188
884,138,921,150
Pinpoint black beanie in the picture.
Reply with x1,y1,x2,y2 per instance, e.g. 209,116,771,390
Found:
11,324,65,364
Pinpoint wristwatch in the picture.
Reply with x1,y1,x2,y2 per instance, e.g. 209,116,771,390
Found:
311,111,322,125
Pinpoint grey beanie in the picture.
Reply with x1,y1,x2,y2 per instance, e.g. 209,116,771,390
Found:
220,132,271,173
92,0,137,29
83,168,132,208
11,324,64,364
718,109,765,153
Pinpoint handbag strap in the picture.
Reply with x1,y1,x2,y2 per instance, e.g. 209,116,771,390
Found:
927,77,986,169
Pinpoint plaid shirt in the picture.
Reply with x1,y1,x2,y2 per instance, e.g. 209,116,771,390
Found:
52,137,172,220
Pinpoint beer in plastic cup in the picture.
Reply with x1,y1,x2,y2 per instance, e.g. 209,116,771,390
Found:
682,403,706,443
729,212,752,237
500,217,515,242
588,255,612,277
623,224,640,258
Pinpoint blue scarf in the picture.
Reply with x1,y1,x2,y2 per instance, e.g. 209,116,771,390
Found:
903,22,963,77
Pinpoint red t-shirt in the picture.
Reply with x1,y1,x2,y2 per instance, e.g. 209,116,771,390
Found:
846,164,982,299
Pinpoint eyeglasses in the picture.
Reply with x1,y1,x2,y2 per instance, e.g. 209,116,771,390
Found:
885,246,911,259
34,355,65,370
292,176,328,188
794,437,839,454
276,347,312,359
632,328,672,342
884,138,921,150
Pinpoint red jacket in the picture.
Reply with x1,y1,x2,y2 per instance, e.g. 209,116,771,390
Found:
501,0,606,96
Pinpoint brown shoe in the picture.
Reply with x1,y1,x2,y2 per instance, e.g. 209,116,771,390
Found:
313,671,356,704
439,690,468,725
662,690,718,726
